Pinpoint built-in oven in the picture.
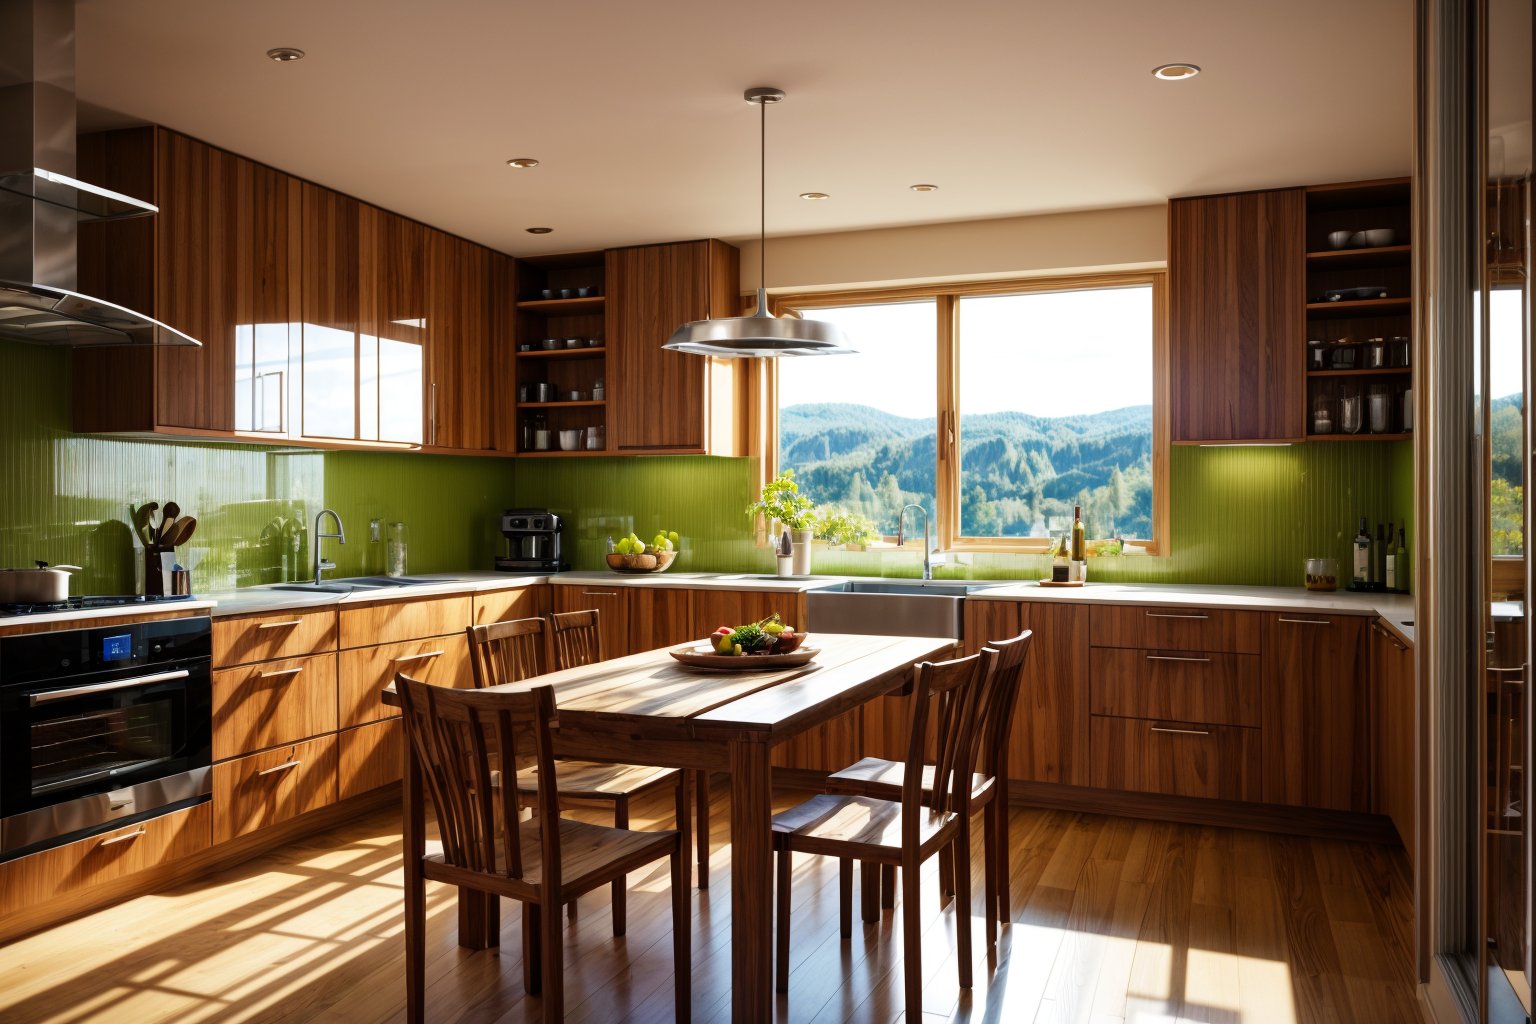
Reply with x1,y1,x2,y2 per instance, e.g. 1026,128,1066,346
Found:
0,616,212,861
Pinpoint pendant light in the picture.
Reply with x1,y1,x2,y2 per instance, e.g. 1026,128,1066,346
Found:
663,87,854,357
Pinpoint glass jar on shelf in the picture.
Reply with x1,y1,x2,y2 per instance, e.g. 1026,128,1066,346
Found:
1311,391,1335,434
1367,383,1394,433
1338,381,1365,434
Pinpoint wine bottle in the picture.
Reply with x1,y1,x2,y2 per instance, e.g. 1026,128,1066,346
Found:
1384,522,1397,592
1352,517,1371,587
1052,533,1070,583
1071,505,1087,583
1372,523,1386,588
1396,527,1409,592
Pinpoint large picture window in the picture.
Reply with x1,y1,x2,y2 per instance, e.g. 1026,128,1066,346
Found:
774,273,1167,553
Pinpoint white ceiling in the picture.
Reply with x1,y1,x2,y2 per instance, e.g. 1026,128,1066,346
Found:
74,0,1413,257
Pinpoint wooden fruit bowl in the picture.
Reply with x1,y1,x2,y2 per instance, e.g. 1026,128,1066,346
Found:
606,550,677,574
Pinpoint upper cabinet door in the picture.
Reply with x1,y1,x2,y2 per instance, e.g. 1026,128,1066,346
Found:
426,232,492,451
234,161,301,435
607,240,740,452
299,184,361,440
153,131,225,430
1169,189,1305,442
360,208,426,445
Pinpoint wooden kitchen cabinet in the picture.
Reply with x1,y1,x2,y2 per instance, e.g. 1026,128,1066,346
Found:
606,240,744,453
553,583,633,658
473,585,551,625
213,607,338,667
691,588,805,634
213,735,339,845
212,652,339,760
1262,612,1370,810
359,206,427,444
337,720,404,800
630,587,696,650
1090,715,1261,801
337,594,471,649
338,636,471,728
1371,620,1415,856
427,231,494,450
299,182,362,440
1169,188,1306,442
235,161,303,435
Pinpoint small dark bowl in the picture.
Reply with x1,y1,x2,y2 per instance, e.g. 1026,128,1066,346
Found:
540,288,556,300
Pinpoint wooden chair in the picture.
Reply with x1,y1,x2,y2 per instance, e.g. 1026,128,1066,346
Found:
823,630,1032,949
771,649,998,1018
467,614,694,936
397,673,690,1023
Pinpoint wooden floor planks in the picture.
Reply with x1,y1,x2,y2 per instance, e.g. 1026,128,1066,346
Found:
0,784,1419,1023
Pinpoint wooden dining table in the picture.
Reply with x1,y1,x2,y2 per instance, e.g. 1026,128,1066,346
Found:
385,631,957,1022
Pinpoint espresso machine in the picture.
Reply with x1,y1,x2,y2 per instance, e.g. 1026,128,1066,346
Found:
496,509,567,572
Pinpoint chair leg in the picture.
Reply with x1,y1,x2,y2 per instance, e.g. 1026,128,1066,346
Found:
995,777,1011,928
901,854,923,1019
775,848,791,993
881,863,896,908
839,857,853,939
566,897,577,921
612,795,629,937
522,904,542,996
982,800,999,954
539,896,564,1022
405,864,426,1024
954,830,973,989
938,844,955,908
670,840,692,1023
861,859,880,923
695,770,711,889
674,773,693,897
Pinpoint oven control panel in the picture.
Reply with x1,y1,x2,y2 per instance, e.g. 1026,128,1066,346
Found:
0,616,212,686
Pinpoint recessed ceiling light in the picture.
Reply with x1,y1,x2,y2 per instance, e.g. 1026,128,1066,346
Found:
1152,63,1201,80
799,192,829,201
525,227,553,235
909,183,939,192
266,47,305,63
506,158,539,169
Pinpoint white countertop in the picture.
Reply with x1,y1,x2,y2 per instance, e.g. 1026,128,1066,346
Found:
203,571,549,618
548,571,839,593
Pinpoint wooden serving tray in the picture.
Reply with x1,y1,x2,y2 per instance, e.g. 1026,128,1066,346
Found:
668,643,820,672
1037,578,1086,588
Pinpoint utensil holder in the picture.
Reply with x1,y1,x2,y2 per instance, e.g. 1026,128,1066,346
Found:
143,545,171,595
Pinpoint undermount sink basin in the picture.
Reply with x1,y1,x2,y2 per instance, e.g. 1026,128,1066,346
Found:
269,575,464,594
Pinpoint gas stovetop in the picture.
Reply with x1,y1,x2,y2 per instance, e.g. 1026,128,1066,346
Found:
0,594,196,618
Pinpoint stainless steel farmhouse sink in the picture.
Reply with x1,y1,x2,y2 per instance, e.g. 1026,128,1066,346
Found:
806,579,1009,639
269,576,464,594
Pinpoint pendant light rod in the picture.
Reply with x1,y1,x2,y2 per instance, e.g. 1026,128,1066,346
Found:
745,87,783,318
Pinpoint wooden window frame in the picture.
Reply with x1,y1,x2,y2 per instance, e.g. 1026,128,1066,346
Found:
767,270,1170,556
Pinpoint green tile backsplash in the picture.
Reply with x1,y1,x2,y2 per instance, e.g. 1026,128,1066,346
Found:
0,338,1413,596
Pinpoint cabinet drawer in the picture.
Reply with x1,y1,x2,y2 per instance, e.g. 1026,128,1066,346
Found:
473,585,550,625
213,735,337,845
337,720,404,800
1090,605,1260,654
0,801,211,919
1089,648,1260,727
338,635,471,728
1090,715,1260,801
213,608,338,667
339,594,471,649
213,653,338,760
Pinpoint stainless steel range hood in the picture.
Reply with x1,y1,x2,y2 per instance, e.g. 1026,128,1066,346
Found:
0,0,198,347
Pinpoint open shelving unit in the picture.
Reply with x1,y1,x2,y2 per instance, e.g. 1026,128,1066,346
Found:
512,251,609,455
1303,179,1414,441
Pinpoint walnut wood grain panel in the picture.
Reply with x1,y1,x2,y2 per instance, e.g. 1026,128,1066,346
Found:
489,252,520,453
212,653,339,760
1371,621,1415,856
551,584,631,659
0,801,211,920
213,735,338,845
338,635,471,728
770,707,862,772
629,587,695,650
1169,188,1306,441
337,594,471,649
1261,612,1370,811
153,130,217,429
472,585,552,625
689,588,807,635
606,240,739,452
299,182,361,440
1089,647,1261,727
1009,602,1090,786
360,207,428,444
213,608,338,667
1089,604,1262,654
1090,715,1261,801
337,720,403,800
426,232,492,450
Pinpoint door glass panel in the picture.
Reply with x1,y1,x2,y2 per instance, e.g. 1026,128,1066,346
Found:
302,323,356,438
30,700,174,797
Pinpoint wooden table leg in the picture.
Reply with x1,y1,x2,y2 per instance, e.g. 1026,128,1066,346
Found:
404,740,426,1024
730,737,774,1023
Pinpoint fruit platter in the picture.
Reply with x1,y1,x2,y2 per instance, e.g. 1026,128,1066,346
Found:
668,614,818,671
607,529,680,573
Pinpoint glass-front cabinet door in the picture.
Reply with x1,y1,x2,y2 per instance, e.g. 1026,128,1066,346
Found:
360,207,425,445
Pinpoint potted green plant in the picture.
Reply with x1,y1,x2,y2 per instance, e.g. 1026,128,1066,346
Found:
748,470,818,574
815,506,879,551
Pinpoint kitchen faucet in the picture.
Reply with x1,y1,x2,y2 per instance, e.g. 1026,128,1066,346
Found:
896,503,932,581
313,509,345,585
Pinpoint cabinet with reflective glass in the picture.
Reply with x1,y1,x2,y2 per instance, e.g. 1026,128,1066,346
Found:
1303,179,1414,442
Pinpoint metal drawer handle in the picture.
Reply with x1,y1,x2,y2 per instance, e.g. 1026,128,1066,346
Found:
1277,617,1331,626
1150,725,1212,736
1146,654,1211,664
256,760,302,777
580,590,618,597
393,650,445,664
257,619,304,630
98,828,146,847
1146,612,1209,620
29,669,191,706
259,666,304,679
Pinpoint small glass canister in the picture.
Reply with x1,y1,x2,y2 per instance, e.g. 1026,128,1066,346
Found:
386,522,408,577
1305,557,1339,591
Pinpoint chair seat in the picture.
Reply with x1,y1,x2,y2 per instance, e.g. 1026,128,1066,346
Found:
824,756,996,804
513,760,681,799
771,793,957,861
424,817,677,901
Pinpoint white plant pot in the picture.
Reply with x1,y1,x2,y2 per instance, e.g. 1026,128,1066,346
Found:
791,529,814,577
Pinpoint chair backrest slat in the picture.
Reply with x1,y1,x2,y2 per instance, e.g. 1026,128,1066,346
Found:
467,617,548,688
549,609,603,671
979,630,1033,778
900,649,996,843
397,672,561,884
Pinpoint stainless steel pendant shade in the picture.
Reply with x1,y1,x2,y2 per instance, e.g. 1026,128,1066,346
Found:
663,88,852,358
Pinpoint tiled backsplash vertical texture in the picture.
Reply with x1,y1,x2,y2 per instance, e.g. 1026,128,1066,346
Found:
2,338,1414,594
0,342,515,594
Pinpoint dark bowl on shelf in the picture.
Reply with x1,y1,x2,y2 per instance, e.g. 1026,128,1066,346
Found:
540,288,556,300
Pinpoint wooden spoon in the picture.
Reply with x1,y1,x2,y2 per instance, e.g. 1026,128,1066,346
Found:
163,516,197,549
157,501,180,544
